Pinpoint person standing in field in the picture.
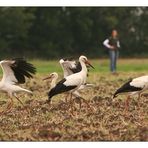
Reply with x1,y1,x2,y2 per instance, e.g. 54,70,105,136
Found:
103,29,120,74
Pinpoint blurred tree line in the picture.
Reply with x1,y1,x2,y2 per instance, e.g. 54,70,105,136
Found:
0,7,147,59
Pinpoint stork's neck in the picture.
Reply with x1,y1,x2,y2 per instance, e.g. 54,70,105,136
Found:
79,61,88,75
50,76,58,89
60,63,64,74
0,81,3,89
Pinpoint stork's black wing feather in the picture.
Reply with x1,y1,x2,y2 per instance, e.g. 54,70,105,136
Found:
113,79,142,98
48,78,77,100
11,58,36,84
62,57,90,75
69,61,90,76
69,61,82,73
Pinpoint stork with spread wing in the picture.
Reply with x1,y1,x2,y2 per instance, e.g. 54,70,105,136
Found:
0,58,36,114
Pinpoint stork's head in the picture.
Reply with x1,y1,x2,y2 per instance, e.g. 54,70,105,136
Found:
79,55,94,69
79,55,88,63
59,59,64,64
0,60,14,65
43,72,58,81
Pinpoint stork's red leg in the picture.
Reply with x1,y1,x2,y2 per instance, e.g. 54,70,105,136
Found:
79,99,82,109
14,95,25,107
137,93,144,117
137,93,141,109
80,97,93,111
14,95,30,114
65,93,69,103
0,97,13,115
69,93,75,116
6,97,13,110
124,95,130,113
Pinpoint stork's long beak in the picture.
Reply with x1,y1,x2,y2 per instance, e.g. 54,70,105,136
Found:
85,60,95,69
43,75,52,81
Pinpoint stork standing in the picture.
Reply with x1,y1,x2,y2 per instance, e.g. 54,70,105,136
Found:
43,72,92,109
45,56,94,108
0,58,36,113
113,75,148,110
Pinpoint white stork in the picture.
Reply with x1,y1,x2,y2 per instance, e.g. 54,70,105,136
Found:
0,58,36,113
113,75,148,110
43,72,92,109
45,56,94,107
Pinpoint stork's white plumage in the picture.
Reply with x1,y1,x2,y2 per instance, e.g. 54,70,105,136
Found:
47,56,94,103
113,75,148,110
0,58,36,113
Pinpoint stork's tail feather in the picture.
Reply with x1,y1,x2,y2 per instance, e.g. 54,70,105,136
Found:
22,88,33,94
48,90,54,102
85,83,95,87
48,95,53,100
113,87,123,98
113,92,118,98
45,99,51,104
45,95,52,104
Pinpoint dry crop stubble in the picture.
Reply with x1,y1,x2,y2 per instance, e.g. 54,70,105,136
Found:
0,72,147,141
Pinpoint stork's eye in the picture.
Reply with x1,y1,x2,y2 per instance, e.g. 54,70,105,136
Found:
50,74,53,77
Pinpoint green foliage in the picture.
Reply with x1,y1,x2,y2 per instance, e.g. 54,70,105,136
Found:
0,8,35,56
0,7,147,59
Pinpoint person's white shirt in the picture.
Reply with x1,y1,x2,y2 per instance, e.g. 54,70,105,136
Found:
103,38,120,49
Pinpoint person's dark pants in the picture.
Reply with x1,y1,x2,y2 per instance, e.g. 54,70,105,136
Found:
109,50,119,72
